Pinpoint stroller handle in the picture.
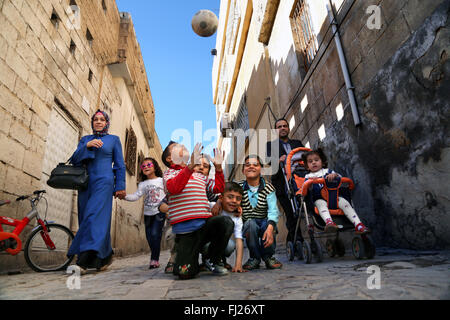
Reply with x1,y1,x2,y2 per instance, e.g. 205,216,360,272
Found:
286,147,312,180
301,177,355,196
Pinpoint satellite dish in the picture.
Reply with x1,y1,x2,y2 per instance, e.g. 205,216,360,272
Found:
191,10,218,37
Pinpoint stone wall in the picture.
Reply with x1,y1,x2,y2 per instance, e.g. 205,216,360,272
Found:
214,0,449,250
0,0,162,272
274,0,450,249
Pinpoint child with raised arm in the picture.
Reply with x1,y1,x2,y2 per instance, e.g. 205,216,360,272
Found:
123,158,168,269
302,148,370,234
162,142,233,279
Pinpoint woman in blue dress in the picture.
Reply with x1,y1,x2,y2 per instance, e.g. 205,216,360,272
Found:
68,109,126,272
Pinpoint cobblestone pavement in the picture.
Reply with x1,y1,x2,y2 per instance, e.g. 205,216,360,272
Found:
0,246,449,300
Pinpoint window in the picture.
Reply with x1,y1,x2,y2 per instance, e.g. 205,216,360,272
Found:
235,95,249,133
70,40,76,56
102,0,107,13
86,28,93,48
88,69,93,82
290,0,318,73
51,10,60,29
124,127,137,176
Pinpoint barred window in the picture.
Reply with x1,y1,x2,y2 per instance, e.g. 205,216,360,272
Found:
235,96,249,133
124,127,137,176
290,0,318,73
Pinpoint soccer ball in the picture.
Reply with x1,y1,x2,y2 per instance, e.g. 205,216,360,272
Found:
191,10,218,37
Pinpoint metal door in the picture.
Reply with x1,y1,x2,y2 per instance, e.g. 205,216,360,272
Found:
41,106,79,228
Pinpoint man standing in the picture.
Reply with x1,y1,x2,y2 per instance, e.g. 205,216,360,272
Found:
266,118,304,246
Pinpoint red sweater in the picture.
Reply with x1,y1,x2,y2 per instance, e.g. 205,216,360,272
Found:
164,165,224,225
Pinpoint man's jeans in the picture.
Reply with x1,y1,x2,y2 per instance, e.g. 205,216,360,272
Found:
243,218,276,261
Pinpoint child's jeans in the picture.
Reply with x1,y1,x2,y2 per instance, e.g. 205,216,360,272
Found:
243,218,276,262
201,238,236,259
144,212,166,261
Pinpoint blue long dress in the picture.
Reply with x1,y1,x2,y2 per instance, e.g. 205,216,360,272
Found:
67,134,126,260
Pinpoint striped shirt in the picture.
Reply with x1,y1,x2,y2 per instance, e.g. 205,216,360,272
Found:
164,165,224,226
238,178,279,225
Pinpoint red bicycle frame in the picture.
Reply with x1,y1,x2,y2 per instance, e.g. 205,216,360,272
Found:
0,201,55,255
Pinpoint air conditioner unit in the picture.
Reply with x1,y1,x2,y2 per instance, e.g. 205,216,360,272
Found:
220,113,233,137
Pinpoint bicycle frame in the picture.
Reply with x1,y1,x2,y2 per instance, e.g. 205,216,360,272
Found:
0,197,55,255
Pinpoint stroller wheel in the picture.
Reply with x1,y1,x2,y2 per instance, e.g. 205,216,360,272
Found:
302,241,312,264
352,236,366,260
295,240,304,260
286,241,295,261
326,239,336,257
335,238,346,257
362,235,376,259
312,239,323,263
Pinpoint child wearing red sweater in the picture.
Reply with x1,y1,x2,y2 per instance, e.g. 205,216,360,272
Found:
162,142,233,279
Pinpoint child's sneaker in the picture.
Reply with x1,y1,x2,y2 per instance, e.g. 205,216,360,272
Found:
164,262,174,274
242,258,261,271
355,223,370,235
149,260,160,269
264,257,283,269
204,259,229,275
177,264,196,280
324,219,338,233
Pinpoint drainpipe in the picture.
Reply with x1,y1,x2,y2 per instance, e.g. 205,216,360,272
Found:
326,1,361,126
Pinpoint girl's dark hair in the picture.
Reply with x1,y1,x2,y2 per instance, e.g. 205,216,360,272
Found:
302,148,328,169
140,157,163,181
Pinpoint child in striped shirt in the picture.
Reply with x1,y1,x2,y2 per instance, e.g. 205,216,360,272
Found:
162,142,233,279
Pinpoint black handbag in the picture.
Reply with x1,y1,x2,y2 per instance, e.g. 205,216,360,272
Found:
47,160,88,191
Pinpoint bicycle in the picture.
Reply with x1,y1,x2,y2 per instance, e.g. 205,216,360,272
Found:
0,190,75,272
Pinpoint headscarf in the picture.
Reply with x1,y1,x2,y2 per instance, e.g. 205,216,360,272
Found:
91,109,110,137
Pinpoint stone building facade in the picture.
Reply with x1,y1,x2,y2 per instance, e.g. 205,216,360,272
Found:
212,0,449,249
0,0,163,272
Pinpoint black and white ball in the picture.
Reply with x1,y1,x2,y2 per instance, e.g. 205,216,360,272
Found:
191,10,218,37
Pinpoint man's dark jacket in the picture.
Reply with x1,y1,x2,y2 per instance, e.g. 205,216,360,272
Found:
266,139,304,196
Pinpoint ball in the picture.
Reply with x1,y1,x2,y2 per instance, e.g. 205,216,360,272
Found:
191,10,218,37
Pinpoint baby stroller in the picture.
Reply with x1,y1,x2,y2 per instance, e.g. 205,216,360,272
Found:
281,147,375,263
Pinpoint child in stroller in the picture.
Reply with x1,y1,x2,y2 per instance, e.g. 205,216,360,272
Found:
302,149,370,235
283,147,375,262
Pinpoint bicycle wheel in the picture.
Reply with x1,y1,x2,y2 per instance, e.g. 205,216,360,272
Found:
24,223,75,272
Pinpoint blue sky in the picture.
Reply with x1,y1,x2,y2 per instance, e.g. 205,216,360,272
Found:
115,0,220,154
